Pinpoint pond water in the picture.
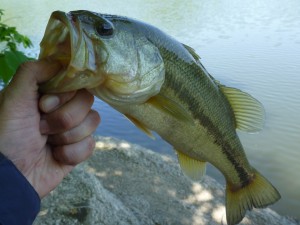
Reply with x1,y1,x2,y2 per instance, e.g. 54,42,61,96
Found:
2,0,300,220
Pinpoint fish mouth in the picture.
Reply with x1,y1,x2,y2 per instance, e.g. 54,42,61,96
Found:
39,11,103,93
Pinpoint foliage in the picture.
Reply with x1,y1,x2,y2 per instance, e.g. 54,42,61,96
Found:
0,9,33,84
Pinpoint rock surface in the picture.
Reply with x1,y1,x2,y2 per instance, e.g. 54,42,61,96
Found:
33,136,299,225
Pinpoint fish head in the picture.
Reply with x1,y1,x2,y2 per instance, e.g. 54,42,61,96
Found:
39,10,165,105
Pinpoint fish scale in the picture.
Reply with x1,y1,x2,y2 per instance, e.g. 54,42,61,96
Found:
151,44,251,185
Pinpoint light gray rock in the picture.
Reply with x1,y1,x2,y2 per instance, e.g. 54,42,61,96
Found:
33,136,299,225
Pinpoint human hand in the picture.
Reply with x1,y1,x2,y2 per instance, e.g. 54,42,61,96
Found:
0,60,100,198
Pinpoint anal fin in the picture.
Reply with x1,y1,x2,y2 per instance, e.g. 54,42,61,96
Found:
176,150,206,181
124,114,155,139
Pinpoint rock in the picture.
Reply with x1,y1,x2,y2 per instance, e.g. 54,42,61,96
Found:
33,136,299,225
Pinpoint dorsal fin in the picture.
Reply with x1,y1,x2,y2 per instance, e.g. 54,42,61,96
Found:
182,43,201,62
176,150,206,181
220,85,265,132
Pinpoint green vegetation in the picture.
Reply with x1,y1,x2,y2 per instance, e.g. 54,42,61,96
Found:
0,9,33,84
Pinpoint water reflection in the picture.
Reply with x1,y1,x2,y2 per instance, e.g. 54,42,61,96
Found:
2,0,300,219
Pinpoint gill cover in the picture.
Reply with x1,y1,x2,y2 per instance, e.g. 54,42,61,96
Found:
89,15,165,105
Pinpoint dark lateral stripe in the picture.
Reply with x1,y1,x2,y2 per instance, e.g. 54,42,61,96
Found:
162,56,250,185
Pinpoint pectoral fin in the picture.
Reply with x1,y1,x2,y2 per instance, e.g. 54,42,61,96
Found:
220,85,265,132
148,95,193,124
176,150,206,181
124,114,155,139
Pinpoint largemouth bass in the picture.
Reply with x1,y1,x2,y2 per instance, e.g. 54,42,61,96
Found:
39,10,280,225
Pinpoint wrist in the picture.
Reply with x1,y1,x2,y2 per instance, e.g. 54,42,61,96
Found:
0,151,41,197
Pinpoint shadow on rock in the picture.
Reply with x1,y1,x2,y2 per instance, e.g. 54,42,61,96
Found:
34,136,299,225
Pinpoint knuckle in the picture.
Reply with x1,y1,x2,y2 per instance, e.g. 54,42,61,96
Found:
15,61,37,79
82,90,94,106
90,110,101,125
54,146,74,165
63,150,77,166
54,137,95,166
19,61,35,70
59,91,76,104
86,136,96,153
60,145,78,166
59,111,74,130
88,93,95,105
60,131,72,144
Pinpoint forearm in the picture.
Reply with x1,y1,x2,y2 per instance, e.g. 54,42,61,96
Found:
0,152,40,225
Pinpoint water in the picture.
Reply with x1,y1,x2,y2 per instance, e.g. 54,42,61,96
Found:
2,0,300,220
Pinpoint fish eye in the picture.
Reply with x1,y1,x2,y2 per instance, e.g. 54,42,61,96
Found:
96,22,114,37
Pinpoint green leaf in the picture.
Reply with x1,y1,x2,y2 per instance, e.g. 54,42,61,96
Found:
22,36,33,48
0,9,33,53
7,42,17,51
0,9,4,20
0,50,30,84
0,54,14,84
0,9,33,85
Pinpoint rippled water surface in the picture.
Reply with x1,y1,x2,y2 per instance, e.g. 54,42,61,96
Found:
2,0,300,219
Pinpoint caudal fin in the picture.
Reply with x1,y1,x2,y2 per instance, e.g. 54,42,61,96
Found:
226,169,281,225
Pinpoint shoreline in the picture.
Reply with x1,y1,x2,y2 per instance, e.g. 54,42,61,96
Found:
34,136,299,225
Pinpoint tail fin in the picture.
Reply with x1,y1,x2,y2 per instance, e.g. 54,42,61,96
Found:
226,169,281,225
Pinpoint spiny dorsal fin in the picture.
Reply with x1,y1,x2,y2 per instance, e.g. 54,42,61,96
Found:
176,150,206,181
124,114,155,139
208,73,221,85
148,95,194,124
182,43,201,62
220,85,265,132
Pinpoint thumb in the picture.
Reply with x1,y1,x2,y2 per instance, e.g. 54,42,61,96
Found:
9,59,61,94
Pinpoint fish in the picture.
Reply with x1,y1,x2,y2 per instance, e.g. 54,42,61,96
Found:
38,10,281,225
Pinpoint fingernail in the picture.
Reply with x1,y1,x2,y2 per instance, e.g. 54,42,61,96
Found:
42,95,59,112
